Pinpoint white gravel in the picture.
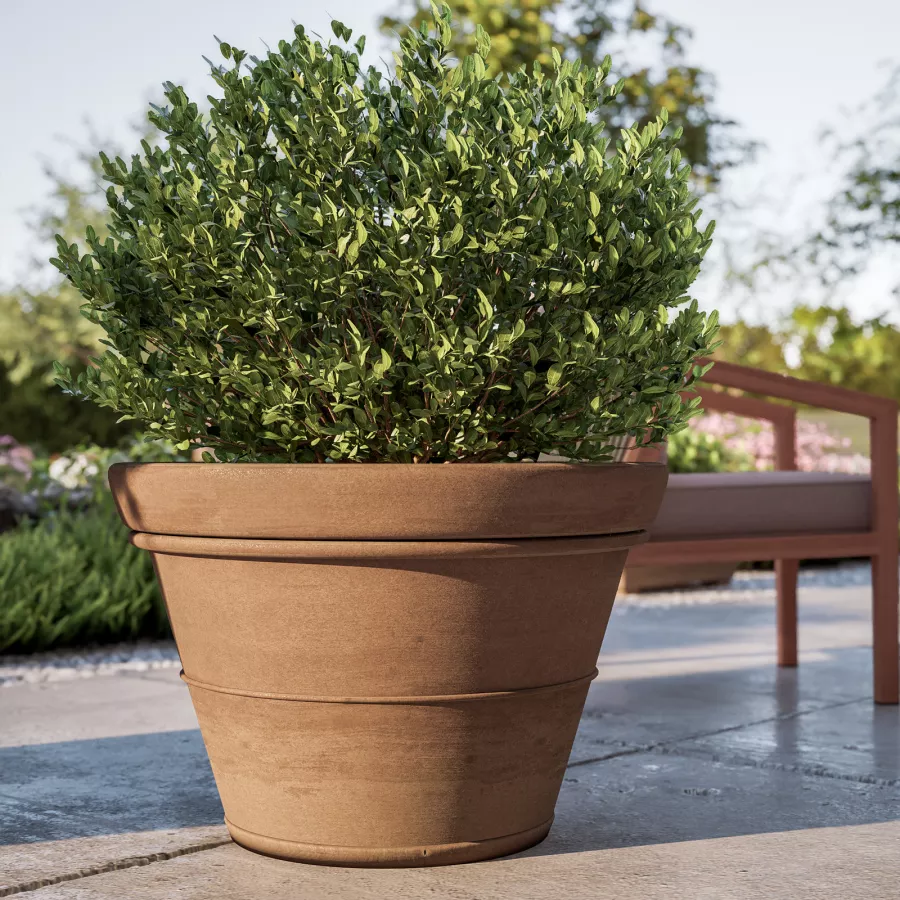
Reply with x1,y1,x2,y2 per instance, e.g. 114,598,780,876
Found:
0,563,876,685
0,640,181,687
617,562,873,608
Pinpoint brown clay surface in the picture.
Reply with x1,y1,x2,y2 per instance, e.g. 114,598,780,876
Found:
188,677,591,864
109,461,667,540
140,538,632,696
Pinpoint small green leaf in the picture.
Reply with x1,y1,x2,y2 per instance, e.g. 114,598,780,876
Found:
445,222,464,249
545,222,558,251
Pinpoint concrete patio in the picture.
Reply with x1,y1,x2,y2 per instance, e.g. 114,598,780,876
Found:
2,572,898,898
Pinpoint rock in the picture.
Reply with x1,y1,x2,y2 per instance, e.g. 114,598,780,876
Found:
0,483,38,534
36,482,94,511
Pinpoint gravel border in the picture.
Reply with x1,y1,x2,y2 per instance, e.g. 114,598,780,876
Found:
0,562,876,685
616,561,873,608
0,640,181,687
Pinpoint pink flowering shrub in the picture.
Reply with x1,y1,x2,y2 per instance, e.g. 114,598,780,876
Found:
690,413,870,474
0,435,35,489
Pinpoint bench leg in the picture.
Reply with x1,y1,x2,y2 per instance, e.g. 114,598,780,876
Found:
872,553,899,705
776,559,799,667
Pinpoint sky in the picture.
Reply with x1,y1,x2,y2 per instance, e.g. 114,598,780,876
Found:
2,0,898,321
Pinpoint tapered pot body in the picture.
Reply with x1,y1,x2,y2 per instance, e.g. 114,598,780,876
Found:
110,462,667,866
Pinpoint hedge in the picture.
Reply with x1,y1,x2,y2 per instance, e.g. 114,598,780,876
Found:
0,491,169,654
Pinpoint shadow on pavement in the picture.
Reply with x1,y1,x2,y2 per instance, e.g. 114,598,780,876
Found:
0,729,222,845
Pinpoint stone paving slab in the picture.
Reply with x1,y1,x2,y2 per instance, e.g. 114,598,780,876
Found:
673,698,900,784
0,728,222,848
0,827,229,896
571,586,875,763
15,750,900,899
555,745,900,849
0,674,195,749
0,674,222,893
600,585,872,699
572,652,874,765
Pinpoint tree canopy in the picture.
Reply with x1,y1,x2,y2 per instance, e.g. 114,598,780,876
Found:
715,304,900,402
0,149,108,384
813,64,900,293
381,0,752,189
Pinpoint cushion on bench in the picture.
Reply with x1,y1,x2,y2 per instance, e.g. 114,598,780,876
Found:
649,471,872,541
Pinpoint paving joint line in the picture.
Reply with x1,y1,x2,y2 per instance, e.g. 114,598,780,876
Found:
0,837,232,897
567,744,646,767
567,695,870,771
648,743,900,787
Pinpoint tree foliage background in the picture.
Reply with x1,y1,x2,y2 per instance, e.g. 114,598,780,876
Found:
734,61,900,306
0,147,132,450
720,59,900,400
0,148,108,383
810,63,900,294
381,0,754,190
716,304,900,401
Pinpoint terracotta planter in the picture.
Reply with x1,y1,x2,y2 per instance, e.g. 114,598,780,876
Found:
110,462,667,866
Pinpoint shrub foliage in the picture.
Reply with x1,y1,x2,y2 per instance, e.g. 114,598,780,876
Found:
53,6,716,463
0,492,167,653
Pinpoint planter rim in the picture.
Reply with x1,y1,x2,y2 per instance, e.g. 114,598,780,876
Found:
110,460,668,541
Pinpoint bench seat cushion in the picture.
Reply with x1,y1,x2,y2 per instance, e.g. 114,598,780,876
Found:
650,471,872,541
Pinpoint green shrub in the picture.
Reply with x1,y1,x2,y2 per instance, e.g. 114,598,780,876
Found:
667,428,749,474
53,6,716,463
0,491,168,653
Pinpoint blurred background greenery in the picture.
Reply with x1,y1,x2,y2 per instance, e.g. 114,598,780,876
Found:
3,1,898,453
1,0,897,647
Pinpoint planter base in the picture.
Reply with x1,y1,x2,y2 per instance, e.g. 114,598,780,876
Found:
225,817,553,867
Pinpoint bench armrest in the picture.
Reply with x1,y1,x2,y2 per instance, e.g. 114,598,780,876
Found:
696,358,898,554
